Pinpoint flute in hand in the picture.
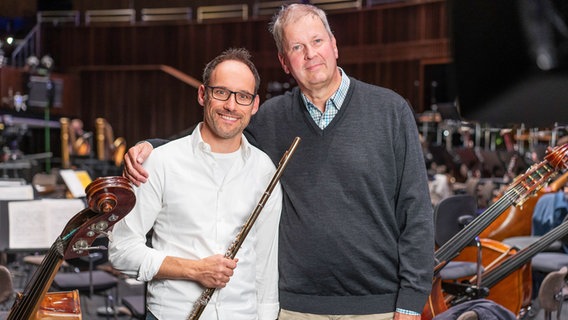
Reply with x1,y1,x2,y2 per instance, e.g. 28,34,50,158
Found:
187,136,301,320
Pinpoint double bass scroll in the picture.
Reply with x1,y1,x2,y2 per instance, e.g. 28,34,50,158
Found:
7,176,135,320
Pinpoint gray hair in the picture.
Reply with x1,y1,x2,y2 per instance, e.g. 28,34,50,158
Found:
202,47,261,93
269,4,334,54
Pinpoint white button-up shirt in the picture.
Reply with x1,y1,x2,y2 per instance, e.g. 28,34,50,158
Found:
109,124,282,319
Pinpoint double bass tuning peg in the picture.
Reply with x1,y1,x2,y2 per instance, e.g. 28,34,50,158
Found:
71,238,108,255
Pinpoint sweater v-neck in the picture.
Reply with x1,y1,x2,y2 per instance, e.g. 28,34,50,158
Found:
297,80,355,136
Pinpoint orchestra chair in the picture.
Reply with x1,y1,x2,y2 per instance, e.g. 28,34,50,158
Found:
503,233,568,279
530,250,568,305
0,265,14,312
120,230,154,319
121,293,146,319
434,194,483,281
51,238,119,320
503,215,568,298
532,252,568,276
537,266,567,320
22,253,69,290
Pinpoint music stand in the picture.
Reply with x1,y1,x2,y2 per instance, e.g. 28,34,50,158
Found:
0,198,85,253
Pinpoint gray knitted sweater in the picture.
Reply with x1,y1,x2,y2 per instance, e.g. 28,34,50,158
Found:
246,77,434,315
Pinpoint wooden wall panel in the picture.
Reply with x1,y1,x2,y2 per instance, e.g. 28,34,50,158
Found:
35,0,450,147
0,0,36,18
76,68,201,150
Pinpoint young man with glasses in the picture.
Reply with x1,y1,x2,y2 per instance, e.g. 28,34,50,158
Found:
109,48,282,320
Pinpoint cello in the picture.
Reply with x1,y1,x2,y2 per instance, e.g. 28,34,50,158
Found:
7,176,135,319
422,144,568,320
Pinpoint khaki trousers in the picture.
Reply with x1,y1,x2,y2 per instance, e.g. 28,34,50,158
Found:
279,309,394,320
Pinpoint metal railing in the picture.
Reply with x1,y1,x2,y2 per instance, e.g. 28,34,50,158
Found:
10,24,40,68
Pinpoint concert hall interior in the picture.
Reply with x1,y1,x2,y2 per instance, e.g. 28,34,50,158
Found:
1,0,568,319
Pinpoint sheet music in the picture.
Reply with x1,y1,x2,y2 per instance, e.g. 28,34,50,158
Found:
60,169,92,198
0,185,34,200
0,179,25,187
8,199,85,249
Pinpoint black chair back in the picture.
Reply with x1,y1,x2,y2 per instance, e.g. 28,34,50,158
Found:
434,194,478,247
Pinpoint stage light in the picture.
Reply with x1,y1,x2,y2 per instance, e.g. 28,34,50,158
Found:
26,55,39,68
40,55,54,71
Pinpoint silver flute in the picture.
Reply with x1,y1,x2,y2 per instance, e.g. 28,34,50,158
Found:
187,136,301,320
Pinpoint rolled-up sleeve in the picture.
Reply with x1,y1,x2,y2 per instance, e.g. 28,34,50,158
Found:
109,156,167,282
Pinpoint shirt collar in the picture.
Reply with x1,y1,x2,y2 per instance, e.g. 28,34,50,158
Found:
301,67,350,111
190,122,251,159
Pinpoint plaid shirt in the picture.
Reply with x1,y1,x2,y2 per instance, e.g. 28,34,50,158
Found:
302,68,350,129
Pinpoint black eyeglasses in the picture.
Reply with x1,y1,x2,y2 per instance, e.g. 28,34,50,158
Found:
205,86,256,106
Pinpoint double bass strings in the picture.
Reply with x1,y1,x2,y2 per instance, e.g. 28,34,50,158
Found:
10,241,62,319
434,160,557,270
